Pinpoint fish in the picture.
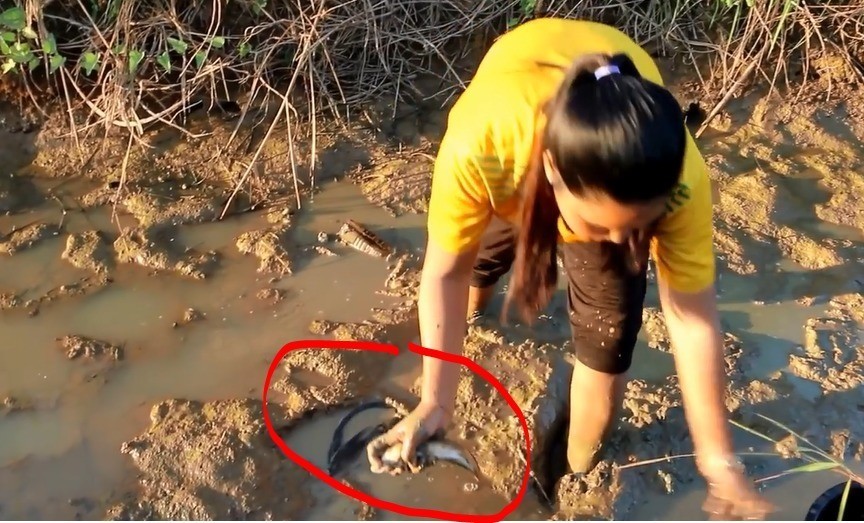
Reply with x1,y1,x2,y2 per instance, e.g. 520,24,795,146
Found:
380,439,480,478
327,399,394,467
326,399,396,476
325,401,482,480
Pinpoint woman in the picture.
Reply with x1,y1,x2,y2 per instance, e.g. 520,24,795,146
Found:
366,18,773,519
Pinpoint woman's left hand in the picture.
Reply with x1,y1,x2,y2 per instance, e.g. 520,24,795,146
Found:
700,459,775,520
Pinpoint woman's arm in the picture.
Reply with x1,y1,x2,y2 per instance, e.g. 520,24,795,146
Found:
658,282,735,470
417,238,480,414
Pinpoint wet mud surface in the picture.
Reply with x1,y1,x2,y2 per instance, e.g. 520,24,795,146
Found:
0,61,863,521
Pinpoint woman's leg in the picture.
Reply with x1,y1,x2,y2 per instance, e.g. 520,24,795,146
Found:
467,217,516,319
560,234,653,473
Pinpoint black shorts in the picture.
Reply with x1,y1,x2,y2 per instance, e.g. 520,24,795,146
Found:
470,217,654,375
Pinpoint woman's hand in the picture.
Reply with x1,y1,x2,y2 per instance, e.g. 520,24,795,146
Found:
366,401,451,474
699,457,775,520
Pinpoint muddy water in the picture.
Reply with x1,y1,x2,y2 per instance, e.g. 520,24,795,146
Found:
0,179,435,519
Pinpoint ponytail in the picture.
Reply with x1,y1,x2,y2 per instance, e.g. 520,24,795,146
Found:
501,134,560,325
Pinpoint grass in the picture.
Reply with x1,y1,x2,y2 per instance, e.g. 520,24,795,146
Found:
621,412,864,520
0,0,863,207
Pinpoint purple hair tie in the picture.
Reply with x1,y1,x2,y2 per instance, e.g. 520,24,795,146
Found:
594,64,621,80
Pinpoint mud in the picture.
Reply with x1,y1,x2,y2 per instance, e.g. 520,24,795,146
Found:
57,335,123,361
0,53,863,522
0,223,60,255
61,231,114,274
104,399,308,520
236,224,293,276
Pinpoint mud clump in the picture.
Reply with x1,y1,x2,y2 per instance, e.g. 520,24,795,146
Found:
105,399,309,520
57,335,123,361
0,292,20,309
114,226,218,279
256,287,286,304
0,223,59,254
551,464,624,520
121,190,224,229
236,225,292,276
61,231,113,274
173,308,205,328
641,307,670,352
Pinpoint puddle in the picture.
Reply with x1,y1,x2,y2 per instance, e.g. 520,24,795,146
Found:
0,178,431,519
281,404,542,521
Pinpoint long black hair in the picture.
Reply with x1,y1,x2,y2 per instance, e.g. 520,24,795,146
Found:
505,52,687,323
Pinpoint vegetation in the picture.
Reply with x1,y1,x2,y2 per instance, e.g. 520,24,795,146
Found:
622,413,864,520
0,0,862,196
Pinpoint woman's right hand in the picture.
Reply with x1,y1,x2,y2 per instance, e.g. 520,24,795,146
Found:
366,401,451,474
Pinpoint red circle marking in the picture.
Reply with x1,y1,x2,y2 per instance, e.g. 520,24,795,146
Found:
261,339,532,523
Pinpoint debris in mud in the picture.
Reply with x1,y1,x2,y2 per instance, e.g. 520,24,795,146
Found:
0,223,60,254
114,226,218,279
311,245,339,257
57,335,123,361
0,292,20,309
235,225,292,275
0,172,43,214
172,308,205,328
61,231,113,274
336,220,391,258
106,399,308,520
256,287,286,304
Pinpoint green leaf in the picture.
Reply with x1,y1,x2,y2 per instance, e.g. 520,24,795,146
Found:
786,462,840,473
237,41,251,58
156,50,170,72
0,7,25,31
21,26,37,40
42,32,56,55
194,50,206,69
49,53,65,73
9,41,32,64
838,479,852,522
0,38,9,55
167,37,187,54
1,31,14,43
81,51,99,74
2,58,15,74
128,48,144,74
27,56,39,71
209,36,225,49
112,43,126,56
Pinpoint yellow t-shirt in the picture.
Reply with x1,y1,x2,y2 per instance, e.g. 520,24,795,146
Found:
426,18,715,293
